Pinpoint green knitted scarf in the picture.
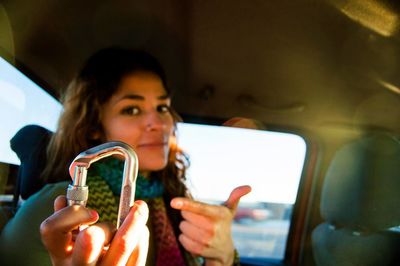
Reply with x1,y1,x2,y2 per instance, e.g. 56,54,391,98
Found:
85,158,190,266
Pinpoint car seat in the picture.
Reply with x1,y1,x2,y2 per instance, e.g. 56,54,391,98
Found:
9,124,52,209
312,132,400,266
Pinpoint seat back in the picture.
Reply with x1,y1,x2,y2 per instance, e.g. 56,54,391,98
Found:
10,125,52,205
312,132,400,266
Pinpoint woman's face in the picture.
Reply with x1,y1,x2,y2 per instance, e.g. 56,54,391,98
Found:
101,71,174,175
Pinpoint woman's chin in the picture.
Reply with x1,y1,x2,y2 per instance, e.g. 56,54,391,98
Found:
137,150,168,170
139,161,168,173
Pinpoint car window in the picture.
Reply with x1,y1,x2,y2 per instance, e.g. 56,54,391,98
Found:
177,123,307,261
0,56,62,165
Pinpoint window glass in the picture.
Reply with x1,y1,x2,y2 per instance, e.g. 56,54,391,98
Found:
0,57,62,165
177,123,307,260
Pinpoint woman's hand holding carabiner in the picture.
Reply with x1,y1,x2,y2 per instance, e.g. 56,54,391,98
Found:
170,185,251,266
40,196,149,266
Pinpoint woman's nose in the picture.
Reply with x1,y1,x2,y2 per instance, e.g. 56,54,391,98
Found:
145,111,166,131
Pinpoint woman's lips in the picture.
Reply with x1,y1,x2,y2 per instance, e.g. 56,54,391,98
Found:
138,142,167,148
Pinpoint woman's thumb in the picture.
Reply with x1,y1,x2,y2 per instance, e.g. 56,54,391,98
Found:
224,185,252,213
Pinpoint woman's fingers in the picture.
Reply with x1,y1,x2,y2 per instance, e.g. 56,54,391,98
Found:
223,185,252,213
54,195,67,212
44,198,150,265
171,197,222,217
126,225,150,266
170,186,252,265
101,200,149,266
178,233,206,256
181,210,214,229
72,222,115,266
179,220,212,246
40,205,99,261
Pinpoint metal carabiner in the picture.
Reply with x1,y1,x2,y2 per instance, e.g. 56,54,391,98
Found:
66,141,139,228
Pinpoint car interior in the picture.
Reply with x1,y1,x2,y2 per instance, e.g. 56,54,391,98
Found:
1,0,400,265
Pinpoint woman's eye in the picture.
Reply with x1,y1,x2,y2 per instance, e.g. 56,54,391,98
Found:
121,106,140,116
157,105,171,114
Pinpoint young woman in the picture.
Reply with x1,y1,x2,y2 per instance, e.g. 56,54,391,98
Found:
0,47,251,265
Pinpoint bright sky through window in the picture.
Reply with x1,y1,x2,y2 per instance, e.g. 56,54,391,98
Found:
0,57,62,165
177,123,307,204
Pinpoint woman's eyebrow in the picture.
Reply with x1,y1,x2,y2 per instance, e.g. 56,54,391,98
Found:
158,94,170,100
117,94,170,101
121,94,144,100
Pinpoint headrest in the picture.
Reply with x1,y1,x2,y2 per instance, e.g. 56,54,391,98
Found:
320,132,400,231
10,125,52,199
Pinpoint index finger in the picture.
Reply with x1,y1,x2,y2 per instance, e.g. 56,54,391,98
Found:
40,205,98,259
170,197,221,217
